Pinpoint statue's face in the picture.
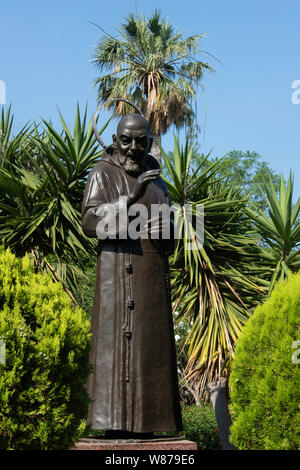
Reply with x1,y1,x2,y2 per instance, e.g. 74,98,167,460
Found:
113,115,151,175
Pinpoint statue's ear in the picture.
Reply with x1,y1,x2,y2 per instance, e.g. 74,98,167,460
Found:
112,134,117,148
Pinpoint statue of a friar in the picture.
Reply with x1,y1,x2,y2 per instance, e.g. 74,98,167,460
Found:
81,100,182,438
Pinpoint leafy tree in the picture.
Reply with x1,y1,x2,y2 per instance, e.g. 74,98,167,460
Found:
92,10,214,159
162,149,281,212
207,151,280,210
207,150,281,212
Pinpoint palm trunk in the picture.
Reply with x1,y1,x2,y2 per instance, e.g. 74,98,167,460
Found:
207,377,236,450
150,135,161,164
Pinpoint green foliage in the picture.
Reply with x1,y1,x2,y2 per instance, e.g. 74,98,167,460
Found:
229,271,300,450
218,150,281,210
247,173,300,295
0,247,91,450
197,150,281,212
181,403,221,449
72,253,97,318
161,137,266,398
0,104,108,298
0,104,32,169
162,150,281,213
92,10,214,137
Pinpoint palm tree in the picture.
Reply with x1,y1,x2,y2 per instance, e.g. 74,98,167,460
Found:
92,10,214,160
161,137,267,400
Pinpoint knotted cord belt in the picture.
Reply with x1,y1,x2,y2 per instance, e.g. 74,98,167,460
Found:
123,251,133,382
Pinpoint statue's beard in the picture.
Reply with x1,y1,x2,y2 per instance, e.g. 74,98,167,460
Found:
119,154,145,176
122,160,141,175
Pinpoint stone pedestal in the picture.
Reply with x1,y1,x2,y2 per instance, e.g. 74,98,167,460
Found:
73,436,198,451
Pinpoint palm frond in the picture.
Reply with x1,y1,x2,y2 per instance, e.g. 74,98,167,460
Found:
162,136,268,398
92,11,216,139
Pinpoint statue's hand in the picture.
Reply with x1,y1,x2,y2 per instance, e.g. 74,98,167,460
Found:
144,215,172,238
128,169,160,205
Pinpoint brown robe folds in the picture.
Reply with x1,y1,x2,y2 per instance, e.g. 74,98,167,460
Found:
81,153,182,433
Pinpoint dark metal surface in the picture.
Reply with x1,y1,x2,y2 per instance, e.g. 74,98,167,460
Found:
92,98,143,149
82,113,182,434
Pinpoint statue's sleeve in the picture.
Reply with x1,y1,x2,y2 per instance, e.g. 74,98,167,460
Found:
81,167,128,239
161,178,175,256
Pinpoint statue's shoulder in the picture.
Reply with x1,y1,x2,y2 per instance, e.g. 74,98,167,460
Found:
88,154,121,178
90,159,110,173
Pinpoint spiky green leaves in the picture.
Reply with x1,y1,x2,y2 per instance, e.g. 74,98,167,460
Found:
0,105,108,298
247,173,300,294
161,137,266,397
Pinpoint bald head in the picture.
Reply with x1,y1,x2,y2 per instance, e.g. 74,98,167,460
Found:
112,114,152,175
117,113,150,137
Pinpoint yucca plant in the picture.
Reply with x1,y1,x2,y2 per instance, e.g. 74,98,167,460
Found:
0,104,108,298
0,105,32,169
161,137,267,400
247,173,300,295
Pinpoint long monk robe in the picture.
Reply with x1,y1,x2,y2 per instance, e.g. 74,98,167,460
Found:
81,152,182,433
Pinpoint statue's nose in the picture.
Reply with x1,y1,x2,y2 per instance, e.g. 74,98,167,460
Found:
130,139,137,150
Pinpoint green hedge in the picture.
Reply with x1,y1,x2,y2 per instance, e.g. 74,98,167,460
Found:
229,271,300,450
181,403,221,449
0,247,91,450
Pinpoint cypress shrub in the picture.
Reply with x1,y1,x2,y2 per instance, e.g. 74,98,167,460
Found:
0,247,91,450
229,271,300,450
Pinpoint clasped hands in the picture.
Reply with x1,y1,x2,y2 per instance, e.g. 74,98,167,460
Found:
127,168,172,238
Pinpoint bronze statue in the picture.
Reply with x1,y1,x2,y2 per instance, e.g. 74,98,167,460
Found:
81,101,182,437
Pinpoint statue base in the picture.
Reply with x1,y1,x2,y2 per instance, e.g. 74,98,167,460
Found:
72,436,198,450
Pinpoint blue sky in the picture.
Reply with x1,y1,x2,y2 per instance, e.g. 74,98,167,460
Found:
1,0,300,199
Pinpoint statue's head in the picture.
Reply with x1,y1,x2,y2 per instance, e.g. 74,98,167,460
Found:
112,113,152,175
